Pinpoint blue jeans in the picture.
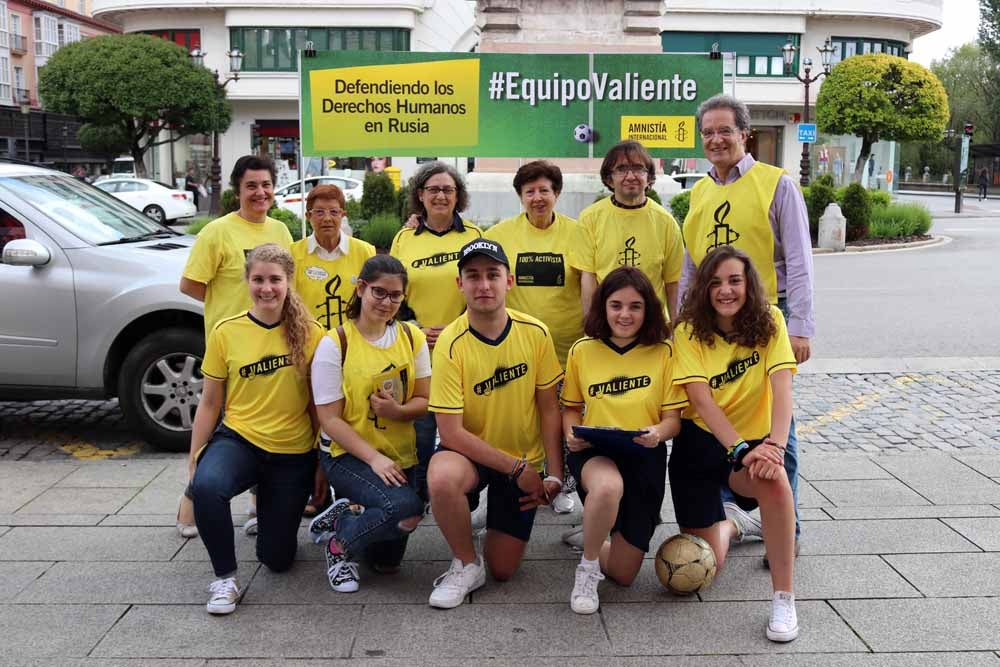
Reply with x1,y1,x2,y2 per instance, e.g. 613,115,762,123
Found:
413,412,438,502
720,298,801,537
320,451,424,561
191,424,315,577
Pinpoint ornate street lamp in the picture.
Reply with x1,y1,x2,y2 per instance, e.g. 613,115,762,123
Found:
783,38,835,186
189,48,243,215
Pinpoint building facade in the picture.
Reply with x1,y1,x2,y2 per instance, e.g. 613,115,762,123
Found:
0,0,118,167
92,0,477,188
661,0,943,189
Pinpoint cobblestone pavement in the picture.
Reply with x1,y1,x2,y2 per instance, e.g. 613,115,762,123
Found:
2,370,999,460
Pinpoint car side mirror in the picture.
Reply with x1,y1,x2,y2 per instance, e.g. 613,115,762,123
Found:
3,239,51,266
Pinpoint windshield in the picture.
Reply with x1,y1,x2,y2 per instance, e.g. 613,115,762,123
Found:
112,160,134,175
0,173,166,245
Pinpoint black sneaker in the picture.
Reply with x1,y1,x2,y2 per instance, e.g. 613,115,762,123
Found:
326,544,360,593
309,498,350,545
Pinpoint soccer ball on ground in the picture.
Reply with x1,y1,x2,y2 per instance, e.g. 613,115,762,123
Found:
573,123,594,143
654,533,717,595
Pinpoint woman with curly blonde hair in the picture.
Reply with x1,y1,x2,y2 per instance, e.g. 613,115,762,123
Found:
670,245,799,643
188,243,325,616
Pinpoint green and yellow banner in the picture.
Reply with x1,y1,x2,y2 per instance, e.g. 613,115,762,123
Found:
300,52,723,158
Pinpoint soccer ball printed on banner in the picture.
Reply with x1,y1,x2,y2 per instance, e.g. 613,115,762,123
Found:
573,123,595,143
654,533,717,595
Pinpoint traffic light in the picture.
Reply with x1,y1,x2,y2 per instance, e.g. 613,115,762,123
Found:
964,122,974,136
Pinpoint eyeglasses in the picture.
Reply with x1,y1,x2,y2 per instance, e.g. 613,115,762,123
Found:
307,208,344,217
367,285,405,303
422,186,457,196
700,127,739,140
612,164,648,176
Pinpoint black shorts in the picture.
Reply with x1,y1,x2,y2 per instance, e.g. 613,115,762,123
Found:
668,419,758,529
433,447,537,542
568,444,667,553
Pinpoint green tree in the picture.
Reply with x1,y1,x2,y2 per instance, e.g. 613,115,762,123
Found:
931,43,1000,142
816,54,949,183
39,34,231,177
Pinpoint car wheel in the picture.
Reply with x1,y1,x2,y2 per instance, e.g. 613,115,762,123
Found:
143,204,166,223
118,327,204,452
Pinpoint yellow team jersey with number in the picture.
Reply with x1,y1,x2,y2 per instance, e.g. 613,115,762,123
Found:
325,320,427,469
485,212,583,367
291,237,376,329
389,220,482,328
429,309,564,469
672,306,797,440
183,212,294,336
561,337,688,429
201,312,325,454
685,162,783,303
570,196,684,314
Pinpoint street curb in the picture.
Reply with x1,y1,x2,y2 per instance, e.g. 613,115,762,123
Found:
799,357,1000,374
812,235,946,255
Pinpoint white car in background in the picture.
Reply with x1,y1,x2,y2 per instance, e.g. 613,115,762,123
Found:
669,172,710,190
95,177,196,224
274,176,364,218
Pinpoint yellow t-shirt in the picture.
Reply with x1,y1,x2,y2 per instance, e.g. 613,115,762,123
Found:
201,312,325,454
324,321,427,468
291,236,376,329
389,219,482,328
561,337,688,429
672,306,797,440
183,212,294,336
429,309,564,469
686,161,783,303
485,212,583,366
570,196,684,313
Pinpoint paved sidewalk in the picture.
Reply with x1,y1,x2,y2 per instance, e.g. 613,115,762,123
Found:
3,369,998,460
2,450,1000,663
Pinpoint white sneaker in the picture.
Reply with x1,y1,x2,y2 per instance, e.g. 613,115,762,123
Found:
724,501,762,543
561,525,584,551
470,500,488,531
570,563,604,614
326,544,360,593
767,591,799,642
428,556,486,609
243,516,258,536
206,577,242,615
552,490,575,514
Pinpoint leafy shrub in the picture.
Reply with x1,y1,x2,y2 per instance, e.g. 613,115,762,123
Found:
669,190,691,227
645,188,661,205
268,206,309,241
184,205,307,241
813,173,835,189
360,211,402,249
805,181,836,244
361,172,397,220
221,188,238,214
396,182,411,219
840,183,871,242
345,198,363,222
868,190,891,208
868,203,931,238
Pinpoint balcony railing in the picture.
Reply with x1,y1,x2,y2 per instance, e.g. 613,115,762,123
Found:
11,34,26,53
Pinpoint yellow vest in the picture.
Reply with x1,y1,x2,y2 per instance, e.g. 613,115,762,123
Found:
290,236,376,329
685,162,783,303
324,320,423,469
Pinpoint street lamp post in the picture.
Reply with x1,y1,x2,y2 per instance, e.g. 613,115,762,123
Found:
18,89,30,162
783,38,834,187
189,48,243,215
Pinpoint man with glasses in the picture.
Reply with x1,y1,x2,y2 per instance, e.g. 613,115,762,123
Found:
291,184,376,330
571,140,684,321
679,93,814,566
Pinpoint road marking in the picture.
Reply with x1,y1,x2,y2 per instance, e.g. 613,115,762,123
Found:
798,376,916,435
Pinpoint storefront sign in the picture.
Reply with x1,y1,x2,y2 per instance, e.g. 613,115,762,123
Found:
299,52,722,157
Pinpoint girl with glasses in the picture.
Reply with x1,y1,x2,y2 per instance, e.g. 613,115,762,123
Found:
309,255,431,593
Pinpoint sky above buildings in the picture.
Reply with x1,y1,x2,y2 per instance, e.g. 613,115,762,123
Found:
911,0,980,65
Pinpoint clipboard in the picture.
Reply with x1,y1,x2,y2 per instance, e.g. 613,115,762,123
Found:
572,425,649,456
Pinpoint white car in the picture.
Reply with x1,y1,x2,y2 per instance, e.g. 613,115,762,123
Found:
95,177,196,224
670,172,710,190
274,176,364,218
